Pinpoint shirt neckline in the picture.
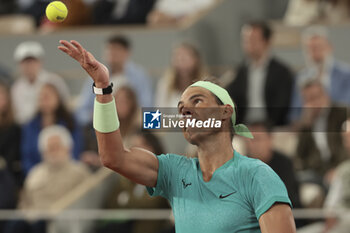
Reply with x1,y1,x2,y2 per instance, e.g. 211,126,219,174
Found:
195,150,238,183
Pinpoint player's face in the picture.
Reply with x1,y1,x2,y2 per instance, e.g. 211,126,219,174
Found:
178,87,224,145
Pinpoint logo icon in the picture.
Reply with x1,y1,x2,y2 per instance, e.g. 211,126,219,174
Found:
182,179,192,189
143,110,162,129
219,191,236,199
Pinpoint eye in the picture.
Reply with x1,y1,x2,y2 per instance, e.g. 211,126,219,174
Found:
193,98,202,104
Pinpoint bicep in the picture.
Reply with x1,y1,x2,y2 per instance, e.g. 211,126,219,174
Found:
259,203,296,233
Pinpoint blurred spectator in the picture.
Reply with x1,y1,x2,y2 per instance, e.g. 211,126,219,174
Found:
0,0,17,14
11,41,70,125
98,130,171,233
21,83,82,175
147,0,215,25
295,80,347,186
115,85,140,138
0,158,17,233
76,35,153,126
91,0,156,25
18,0,91,28
245,122,302,210
5,125,90,233
323,118,350,233
0,64,11,83
285,0,350,26
129,130,165,155
227,21,294,126
155,42,208,107
291,26,350,118
0,82,22,186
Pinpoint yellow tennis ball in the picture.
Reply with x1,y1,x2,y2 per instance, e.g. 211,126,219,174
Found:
46,1,68,23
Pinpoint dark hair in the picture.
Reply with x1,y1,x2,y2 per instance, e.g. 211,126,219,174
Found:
39,83,75,132
107,35,131,50
134,130,165,155
245,21,273,42
0,81,15,127
213,95,234,140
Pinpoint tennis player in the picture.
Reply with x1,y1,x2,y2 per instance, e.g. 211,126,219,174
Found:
59,40,296,233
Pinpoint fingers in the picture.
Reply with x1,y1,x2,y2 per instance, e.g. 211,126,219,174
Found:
71,40,85,54
58,46,70,54
59,40,79,54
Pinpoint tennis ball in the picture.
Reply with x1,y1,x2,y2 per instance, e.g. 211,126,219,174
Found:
46,1,68,23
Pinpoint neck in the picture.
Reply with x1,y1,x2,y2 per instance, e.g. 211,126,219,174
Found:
197,132,234,182
41,113,55,127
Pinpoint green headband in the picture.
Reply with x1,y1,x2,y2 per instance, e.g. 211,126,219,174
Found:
190,81,253,139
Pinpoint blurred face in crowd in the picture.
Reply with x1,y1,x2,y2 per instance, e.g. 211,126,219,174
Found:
342,119,350,154
304,36,332,64
114,87,137,120
19,57,42,82
38,84,60,115
302,83,330,109
245,125,273,163
104,43,130,73
172,45,199,77
241,26,270,61
43,134,70,165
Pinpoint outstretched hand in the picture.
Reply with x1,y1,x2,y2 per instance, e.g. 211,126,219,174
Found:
58,40,110,87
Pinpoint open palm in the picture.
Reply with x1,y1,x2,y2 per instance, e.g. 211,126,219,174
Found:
58,40,109,86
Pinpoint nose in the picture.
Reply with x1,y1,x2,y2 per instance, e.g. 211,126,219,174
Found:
181,106,193,117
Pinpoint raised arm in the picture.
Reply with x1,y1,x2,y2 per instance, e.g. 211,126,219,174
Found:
58,40,159,187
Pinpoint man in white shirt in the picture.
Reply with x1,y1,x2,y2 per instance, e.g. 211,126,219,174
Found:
11,41,70,125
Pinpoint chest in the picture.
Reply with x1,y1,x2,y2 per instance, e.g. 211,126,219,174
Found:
170,171,259,233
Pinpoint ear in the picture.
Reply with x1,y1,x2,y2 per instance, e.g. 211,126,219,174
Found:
222,104,233,121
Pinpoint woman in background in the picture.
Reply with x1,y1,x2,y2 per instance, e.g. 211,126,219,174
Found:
155,42,208,107
21,82,82,175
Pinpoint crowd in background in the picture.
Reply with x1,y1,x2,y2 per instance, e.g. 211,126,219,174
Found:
0,0,217,31
0,1,350,233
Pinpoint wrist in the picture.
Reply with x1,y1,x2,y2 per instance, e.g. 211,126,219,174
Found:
95,81,110,88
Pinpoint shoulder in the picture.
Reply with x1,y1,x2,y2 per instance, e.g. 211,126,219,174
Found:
235,152,268,175
156,153,195,172
332,60,350,73
235,152,279,181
